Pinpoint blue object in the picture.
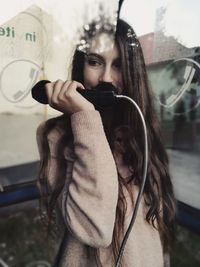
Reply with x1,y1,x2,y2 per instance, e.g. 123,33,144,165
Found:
0,181,40,207
176,201,200,235
0,181,199,235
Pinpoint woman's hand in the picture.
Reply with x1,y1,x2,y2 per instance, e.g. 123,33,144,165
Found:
45,79,95,114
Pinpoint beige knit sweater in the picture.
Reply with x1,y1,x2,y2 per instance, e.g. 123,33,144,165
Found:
37,110,165,267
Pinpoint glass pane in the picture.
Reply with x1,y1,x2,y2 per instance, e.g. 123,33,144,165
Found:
120,0,200,210
120,2,200,264
0,0,118,167
0,1,119,265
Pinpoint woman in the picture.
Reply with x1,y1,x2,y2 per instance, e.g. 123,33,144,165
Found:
37,19,176,266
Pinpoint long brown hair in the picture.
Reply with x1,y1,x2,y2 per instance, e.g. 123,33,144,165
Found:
38,19,176,265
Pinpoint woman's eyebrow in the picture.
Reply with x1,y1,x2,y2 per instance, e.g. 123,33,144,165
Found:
86,53,121,62
86,53,104,61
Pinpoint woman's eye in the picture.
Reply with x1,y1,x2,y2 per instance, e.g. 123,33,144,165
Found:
87,58,102,66
113,60,121,69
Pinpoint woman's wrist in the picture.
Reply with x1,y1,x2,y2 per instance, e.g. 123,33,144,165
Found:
71,103,95,114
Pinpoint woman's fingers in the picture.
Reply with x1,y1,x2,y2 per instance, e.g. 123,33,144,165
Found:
58,80,76,100
55,80,70,102
45,80,85,103
45,80,63,104
45,81,54,103
45,79,68,106
51,80,65,104
44,80,93,114
62,80,85,97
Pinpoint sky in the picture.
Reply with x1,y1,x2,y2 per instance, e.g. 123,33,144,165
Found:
0,0,200,48
120,0,200,47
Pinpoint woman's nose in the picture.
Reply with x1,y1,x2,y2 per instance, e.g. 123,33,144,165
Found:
99,67,113,83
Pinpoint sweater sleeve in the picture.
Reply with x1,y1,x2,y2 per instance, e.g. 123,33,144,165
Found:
62,110,118,248
36,121,63,189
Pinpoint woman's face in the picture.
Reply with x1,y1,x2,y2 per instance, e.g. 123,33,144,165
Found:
83,33,123,93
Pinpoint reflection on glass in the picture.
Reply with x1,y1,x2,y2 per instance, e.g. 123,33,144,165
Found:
0,0,118,168
157,58,200,111
137,3,200,154
131,0,200,217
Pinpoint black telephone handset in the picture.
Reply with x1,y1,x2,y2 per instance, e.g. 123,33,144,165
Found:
31,80,118,109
